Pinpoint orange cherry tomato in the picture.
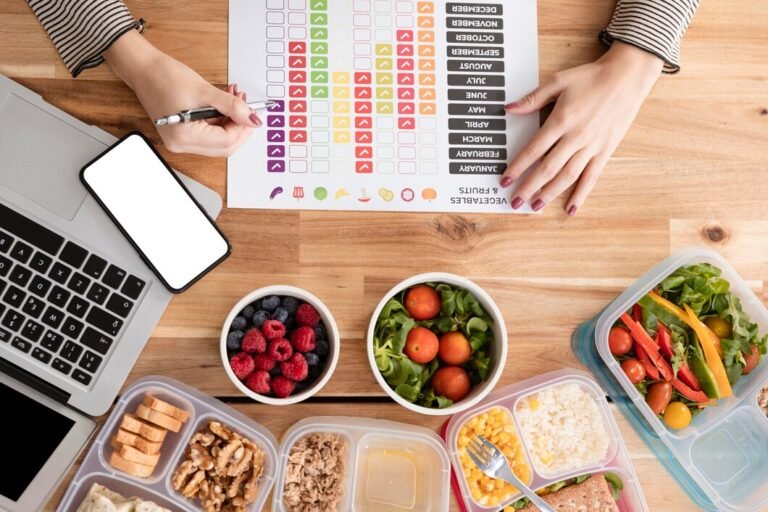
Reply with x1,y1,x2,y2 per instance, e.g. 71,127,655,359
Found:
403,326,439,363
404,285,442,320
431,366,471,402
439,331,472,365
621,359,646,384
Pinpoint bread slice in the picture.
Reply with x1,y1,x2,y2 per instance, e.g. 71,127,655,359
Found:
118,443,161,466
142,394,190,423
109,451,155,478
113,428,163,455
519,475,619,512
120,413,168,442
135,404,182,433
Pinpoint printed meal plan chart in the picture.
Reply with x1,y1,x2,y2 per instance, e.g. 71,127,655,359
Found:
228,0,539,212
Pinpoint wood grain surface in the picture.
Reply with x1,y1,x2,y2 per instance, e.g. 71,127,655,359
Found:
1,0,767,510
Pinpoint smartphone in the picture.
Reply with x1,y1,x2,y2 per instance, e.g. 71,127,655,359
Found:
80,132,230,293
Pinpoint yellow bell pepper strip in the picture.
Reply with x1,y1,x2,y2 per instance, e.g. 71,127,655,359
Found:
683,304,733,398
620,313,673,381
648,291,722,356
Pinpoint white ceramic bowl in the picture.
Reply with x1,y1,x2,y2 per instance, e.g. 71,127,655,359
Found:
367,273,508,416
220,285,340,405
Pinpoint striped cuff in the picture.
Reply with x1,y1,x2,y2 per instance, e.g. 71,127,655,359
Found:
27,0,145,77
600,0,701,74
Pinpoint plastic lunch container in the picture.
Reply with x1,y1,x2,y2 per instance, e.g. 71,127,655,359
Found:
56,376,279,512
443,369,649,512
271,416,451,512
572,247,768,512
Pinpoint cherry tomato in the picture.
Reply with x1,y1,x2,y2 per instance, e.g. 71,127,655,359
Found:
431,366,471,402
646,382,673,415
404,285,442,320
743,344,761,375
663,401,692,429
621,359,646,384
439,331,472,365
404,326,439,363
705,317,732,339
609,327,633,356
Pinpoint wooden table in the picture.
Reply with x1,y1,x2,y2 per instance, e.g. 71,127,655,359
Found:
1,0,767,510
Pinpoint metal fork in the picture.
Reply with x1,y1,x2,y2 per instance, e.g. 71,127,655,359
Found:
467,435,554,512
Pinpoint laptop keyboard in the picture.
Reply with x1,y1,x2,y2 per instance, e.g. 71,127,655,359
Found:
0,203,146,387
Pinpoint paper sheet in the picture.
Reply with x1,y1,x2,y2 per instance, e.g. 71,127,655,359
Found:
228,0,539,212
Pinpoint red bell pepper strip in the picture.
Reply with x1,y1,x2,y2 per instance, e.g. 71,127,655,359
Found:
671,379,710,403
635,343,660,380
677,364,702,391
620,313,674,381
657,323,674,361
633,304,643,323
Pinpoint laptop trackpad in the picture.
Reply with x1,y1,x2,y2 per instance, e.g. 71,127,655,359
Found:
0,94,106,220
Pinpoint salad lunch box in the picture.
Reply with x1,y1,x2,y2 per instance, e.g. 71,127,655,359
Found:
271,416,451,512
573,247,768,512
57,376,279,512
443,369,649,512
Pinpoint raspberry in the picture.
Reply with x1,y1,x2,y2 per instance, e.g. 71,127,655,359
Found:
271,375,296,398
253,353,276,371
241,328,267,354
229,352,255,380
280,353,309,381
244,371,270,394
261,320,287,340
289,326,316,352
296,304,321,327
267,338,293,362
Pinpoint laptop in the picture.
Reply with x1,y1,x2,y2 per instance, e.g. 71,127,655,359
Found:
0,75,223,511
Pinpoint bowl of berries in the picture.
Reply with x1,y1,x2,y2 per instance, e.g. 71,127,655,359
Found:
221,286,340,405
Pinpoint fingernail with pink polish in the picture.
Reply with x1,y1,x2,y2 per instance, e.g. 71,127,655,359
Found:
243,92,248,102
531,199,545,212
249,113,260,126
234,84,239,94
511,197,524,209
505,101,519,110
567,205,578,217
500,176,513,188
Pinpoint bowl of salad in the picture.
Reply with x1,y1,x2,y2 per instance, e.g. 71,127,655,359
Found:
600,257,767,433
367,273,508,416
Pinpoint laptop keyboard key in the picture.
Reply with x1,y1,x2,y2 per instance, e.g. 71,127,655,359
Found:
60,340,83,363
61,317,84,339
21,296,44,318
102,264,127,289
41,306,65,329
2,310,25,331
48,285,71,308
83,255,107,279
0,232,12,253
52,357,72,375
67,272,91,295
28,275,52,297
60,242,88,269
41,330,64,352
30,252,53,274
0,327,10,342
86,306,123,336
80,328,112,355
21,319,43,342
31,347,52,364
66,296,89,318
9,266,32,287
10,241,33,264
0,204,65,255
0,255,11,277
105,293,134,318
49,262,72,284
71,369,92,385
11,336,31,353
2,285,25,308
121,275,146,300
86,283,109,305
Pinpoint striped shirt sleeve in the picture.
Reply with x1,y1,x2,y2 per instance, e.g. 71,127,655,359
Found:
26,0,144,77
600,0,701,73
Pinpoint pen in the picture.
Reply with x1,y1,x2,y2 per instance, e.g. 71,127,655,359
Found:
154,100,277,126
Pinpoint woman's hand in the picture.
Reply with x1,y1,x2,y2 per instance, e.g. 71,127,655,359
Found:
502,42,664,215
104,30,258,157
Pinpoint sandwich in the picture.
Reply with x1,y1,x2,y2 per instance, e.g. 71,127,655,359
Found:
509,473,623,511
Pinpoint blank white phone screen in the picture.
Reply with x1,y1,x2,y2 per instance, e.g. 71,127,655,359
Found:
82,134,228,290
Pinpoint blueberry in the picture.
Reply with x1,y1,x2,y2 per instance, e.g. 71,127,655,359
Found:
284,317,297,331
315,339,329,357
226,330,244,351
240,305,255,319
308,365,322,380
281,296,299,313
269,366,282,376
251,310,270,327
271,307,289,323
261,295,281,312
231,316,247,331
294,380,309,392
305,353,320,366
314,324,327,341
